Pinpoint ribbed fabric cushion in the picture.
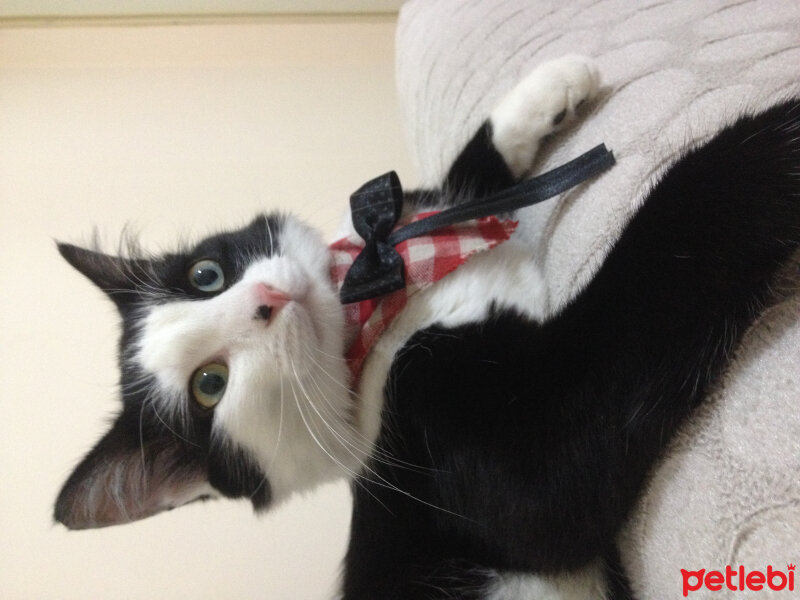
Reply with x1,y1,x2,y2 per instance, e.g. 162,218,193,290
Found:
396,1,800,596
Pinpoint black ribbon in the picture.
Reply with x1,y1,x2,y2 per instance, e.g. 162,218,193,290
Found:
340,143,615,304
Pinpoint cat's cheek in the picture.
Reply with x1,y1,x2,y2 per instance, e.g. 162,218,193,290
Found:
279,217,335,282
134,301,225,412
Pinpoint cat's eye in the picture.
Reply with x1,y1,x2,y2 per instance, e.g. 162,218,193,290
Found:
188,259,225,293
191,363,228,409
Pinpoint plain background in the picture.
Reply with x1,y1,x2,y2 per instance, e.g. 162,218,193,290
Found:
0,15,417,600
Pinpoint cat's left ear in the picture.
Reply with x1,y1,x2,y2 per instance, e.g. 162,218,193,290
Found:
57,243,150,308
55,415,213,529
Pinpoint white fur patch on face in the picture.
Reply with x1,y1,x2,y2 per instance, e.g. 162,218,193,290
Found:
135,217,363,504
491,55,599,178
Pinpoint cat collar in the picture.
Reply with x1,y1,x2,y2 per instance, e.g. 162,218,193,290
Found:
330,143,615,379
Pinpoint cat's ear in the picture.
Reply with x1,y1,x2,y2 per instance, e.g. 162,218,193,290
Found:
56,242,150,308
55,417,213,529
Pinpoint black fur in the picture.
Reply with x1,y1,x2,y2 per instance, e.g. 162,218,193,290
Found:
444,122,517,197
403,121,517,211
53,91,800,596
55,215,284,526
340,100,800,598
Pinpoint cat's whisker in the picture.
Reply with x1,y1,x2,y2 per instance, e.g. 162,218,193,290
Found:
119,380,151,398
300,345,358,397
301,342,351,364
119,261,165,299
311,377,440,478
265,217,276,256
286,358,418,502
299,351,420,469
148,399,201,449
299,341,444,476
285,369,402,516
248,475,269,502
295,342,375,448
298,373,370,465
286,359,363,483
266,345,285,473
138,393,150,475
292,350,465,519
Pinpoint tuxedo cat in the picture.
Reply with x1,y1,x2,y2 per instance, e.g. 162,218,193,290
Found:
55,56,800,599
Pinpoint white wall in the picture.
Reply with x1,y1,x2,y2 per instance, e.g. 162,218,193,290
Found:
0,18,416,599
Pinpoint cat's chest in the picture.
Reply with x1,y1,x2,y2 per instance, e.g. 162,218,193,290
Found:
353,237,548,446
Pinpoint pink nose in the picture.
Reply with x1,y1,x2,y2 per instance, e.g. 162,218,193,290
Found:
254,283,291,320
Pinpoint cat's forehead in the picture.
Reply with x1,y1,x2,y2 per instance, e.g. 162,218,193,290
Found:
181,214,283,261
121,214,287,303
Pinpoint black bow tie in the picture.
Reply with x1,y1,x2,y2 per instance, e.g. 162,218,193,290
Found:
340,143,616,304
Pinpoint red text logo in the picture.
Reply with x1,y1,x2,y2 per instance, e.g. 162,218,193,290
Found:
681,564,795,596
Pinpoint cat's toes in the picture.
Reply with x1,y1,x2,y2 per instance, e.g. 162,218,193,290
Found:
547,54,599,127
490,55,600,177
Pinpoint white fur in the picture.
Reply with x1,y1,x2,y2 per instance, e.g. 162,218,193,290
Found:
136,218,361,504
491,55,599,177
484,562,608,600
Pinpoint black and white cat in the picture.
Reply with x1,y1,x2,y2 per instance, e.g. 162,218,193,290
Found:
54,55,800,600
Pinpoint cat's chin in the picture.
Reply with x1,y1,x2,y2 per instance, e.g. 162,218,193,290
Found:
209,288,360,500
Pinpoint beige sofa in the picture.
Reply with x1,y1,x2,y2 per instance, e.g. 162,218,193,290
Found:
395,1,800,597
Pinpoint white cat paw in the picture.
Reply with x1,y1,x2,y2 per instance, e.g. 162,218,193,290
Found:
490,55,600,177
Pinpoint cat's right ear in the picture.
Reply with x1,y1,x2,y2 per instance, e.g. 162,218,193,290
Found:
57,243,146,308
55,415,213,529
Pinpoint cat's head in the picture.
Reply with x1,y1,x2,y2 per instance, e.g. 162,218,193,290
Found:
55,214,358,529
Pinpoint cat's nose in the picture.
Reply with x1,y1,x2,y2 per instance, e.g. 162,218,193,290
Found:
254,283,290,321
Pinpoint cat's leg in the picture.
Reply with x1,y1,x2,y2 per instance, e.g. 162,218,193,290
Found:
442,55,599,197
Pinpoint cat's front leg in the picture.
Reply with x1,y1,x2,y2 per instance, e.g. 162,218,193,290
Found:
443,55,599,196
490,54,599,178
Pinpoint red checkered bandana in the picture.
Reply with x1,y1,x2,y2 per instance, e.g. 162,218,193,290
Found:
330,211,518,382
